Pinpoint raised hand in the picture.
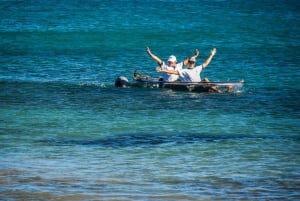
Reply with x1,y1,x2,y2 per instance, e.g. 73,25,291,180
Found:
194,49,199,57
211,48,216,56
146,47,151,54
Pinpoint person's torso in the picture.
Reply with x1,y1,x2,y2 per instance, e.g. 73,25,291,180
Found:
180,65,202,82
162,62,183,82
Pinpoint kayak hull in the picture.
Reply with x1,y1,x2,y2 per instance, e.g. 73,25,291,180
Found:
132,72,244,93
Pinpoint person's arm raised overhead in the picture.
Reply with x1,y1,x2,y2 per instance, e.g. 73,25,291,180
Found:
146,47,163,65
183,49,199,65
202,48,216,69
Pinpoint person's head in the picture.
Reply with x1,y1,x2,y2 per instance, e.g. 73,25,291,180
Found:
167,55,177,67
188,57,196,68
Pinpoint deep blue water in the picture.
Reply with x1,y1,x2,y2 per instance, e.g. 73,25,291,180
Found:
1,0,300,200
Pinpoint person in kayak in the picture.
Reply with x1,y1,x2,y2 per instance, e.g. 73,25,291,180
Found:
146,47,199,82
156,48,216,82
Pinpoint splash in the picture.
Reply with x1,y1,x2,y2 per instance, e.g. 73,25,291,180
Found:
79,81,107,88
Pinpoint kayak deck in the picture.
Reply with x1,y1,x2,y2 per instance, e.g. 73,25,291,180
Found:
132,72,244,93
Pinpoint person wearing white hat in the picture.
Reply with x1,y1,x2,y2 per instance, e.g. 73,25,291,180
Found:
156,48,217,82
146,47,199,82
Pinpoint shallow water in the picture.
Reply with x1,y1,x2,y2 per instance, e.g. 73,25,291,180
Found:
1,0,300,200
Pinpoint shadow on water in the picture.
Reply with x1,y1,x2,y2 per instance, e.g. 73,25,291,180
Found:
36,132,300,148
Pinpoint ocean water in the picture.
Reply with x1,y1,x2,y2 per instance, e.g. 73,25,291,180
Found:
1,0,300,200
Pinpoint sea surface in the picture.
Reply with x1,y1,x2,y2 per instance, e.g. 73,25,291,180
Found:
1,0,300,200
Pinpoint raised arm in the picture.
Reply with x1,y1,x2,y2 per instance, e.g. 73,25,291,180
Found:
146,47,163,65
183,49,199,65
202,48,216,68
156,66,179,75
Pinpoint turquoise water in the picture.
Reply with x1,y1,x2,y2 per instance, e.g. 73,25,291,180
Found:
1,0,300,200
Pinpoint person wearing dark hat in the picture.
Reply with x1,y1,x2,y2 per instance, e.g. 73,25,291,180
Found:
146,47,199,82
156,48,216,82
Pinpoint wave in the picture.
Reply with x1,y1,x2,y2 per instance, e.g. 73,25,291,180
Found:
36,132,300,148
